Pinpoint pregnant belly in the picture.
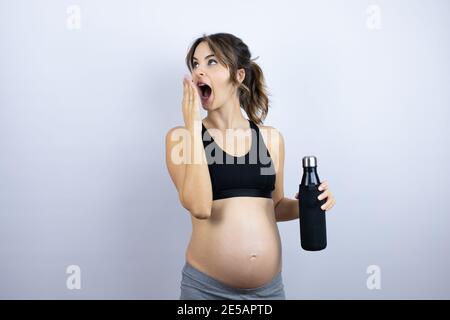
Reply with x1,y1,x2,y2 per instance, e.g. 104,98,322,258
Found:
186,197,282,289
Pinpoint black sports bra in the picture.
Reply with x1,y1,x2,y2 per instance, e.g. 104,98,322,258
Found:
201,119,276,200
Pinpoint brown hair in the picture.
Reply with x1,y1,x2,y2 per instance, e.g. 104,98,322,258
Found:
185,33,271,125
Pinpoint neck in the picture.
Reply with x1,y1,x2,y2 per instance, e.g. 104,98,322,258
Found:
205,96,248,130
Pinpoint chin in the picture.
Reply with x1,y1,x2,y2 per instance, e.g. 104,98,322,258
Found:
202,100,214,110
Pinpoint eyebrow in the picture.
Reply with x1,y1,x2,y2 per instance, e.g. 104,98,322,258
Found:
192,54,215,61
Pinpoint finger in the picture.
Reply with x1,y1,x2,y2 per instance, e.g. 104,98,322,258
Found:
317,190,329,201
182,78,187,98
328,198,336,210
321,197,334,211
187,80,193,116
182,80,189,116
193,81,200,105
184,74,192,82
186,82,194,115
318,181,328,191
189,80,199,103
325,198,336,211
194,80,200,99
190,80,200,112
188,80,196,104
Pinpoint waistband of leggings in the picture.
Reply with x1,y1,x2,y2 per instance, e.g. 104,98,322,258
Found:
182,261,282,294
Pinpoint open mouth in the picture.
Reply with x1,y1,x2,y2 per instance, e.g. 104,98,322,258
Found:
197,83,212,100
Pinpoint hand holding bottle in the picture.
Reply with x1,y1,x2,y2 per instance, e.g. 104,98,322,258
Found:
297,156,336,251
295,180,336,211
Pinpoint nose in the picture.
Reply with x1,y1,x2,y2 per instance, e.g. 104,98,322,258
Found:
193,65,206,78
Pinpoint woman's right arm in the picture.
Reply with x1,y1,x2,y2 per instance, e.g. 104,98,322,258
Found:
165,76,212,219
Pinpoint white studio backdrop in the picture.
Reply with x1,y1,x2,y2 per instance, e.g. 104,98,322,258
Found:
0,0,449,299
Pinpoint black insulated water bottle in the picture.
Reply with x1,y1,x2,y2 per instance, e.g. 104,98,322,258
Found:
299,156,327,251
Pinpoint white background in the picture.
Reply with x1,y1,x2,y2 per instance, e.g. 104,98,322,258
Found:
0,0,449,298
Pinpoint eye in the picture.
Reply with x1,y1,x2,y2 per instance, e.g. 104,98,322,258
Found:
192,59,217,69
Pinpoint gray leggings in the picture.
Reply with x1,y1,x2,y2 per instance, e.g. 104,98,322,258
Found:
179,261,286,300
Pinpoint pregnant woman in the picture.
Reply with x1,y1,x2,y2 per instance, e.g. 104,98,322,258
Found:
165,33,336,299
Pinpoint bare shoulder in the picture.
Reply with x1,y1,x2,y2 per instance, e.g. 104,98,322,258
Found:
256,124,284,174
257,124,281,135
257,124,284,154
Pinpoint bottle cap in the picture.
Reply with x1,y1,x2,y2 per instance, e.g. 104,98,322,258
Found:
302,155,317,168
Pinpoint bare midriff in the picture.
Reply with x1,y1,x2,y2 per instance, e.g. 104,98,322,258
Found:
185,196,282,289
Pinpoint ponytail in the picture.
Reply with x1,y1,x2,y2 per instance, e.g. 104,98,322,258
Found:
238,58,270,125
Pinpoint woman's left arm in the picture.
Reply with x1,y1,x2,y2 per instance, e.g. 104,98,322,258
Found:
269,127,336,222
